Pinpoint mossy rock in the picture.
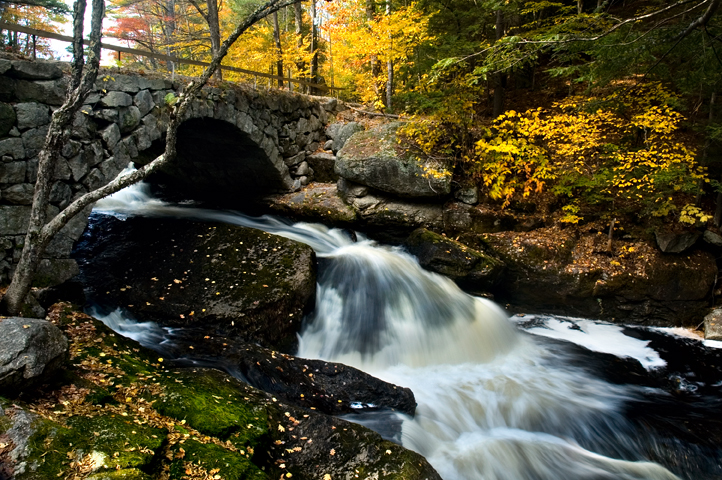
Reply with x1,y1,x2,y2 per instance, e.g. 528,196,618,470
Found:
336,122,451,198
19,415,166,479
404,228,505,294
167,439,267,480
265,184,358,224
75,214,317,351
154,368,267,442
86,469,152,480
3,306,441,480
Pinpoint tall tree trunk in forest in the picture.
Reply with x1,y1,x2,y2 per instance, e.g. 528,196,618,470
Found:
309,0,318,94
0,0,306,316
273,11,284,87
207,0,222,80
385,0,392,111
492,9,506,117
163,0,176,75
366,0,380,102
294,2,306,92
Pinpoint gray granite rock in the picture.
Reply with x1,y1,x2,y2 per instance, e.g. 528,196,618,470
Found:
0,317,68,392
15,102,50,130
10,60,63,80
100,90,133,108
2,183,34,204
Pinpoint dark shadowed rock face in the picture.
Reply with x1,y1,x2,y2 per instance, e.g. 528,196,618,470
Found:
475,227,717,326
0,317,68,393
167,338,416,417
74,214,316,351
404,228,505,295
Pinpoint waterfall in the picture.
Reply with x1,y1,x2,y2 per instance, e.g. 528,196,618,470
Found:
89,181,693,480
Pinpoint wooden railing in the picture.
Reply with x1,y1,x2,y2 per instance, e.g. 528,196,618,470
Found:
0,20,340,91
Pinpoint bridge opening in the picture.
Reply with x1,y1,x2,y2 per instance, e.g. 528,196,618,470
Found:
141,118,287,207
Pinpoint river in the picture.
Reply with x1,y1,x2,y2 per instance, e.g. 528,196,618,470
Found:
83,176,722,480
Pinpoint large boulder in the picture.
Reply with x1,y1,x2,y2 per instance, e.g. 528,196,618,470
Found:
173,338,417,416
265,183,359,224
75,214,316,351
475,227,717,326
0,317,68,393
336,122,451,198
404,228,505,294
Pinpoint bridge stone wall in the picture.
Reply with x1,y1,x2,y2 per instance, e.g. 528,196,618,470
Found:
0,56,337,287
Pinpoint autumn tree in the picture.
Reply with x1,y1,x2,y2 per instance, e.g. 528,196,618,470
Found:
0,0,305,316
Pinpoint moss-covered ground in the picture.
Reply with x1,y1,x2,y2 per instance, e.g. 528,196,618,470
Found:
0,303,442,480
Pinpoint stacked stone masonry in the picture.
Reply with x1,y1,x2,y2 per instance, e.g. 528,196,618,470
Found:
0,56,336,286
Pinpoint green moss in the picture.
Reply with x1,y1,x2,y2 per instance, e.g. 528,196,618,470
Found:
168,439,268,480
21,414,166,479
154,369,267,443
86,468,153,480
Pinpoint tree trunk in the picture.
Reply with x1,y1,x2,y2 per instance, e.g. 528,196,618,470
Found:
492,9,506,117
163,0,176,75
207,0,223,80
273,11,284,87
294,1,306,92
1,0,105,316
366,0,380,101
385,0,392,111
309,0,318,94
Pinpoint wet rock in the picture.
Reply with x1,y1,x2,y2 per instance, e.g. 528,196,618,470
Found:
704,308,722,340
703,230,722,248
4,307,441,480
404,228,505,294
75,214,316,351
655,230,700,253
179,340,416,416
0,317,68,393
480,227,717,326
336,122,451,198
454,185,478,205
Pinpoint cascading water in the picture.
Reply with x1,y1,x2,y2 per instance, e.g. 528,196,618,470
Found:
87,177,722,480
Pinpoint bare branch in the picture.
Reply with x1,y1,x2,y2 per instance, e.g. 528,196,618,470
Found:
675,0,721,41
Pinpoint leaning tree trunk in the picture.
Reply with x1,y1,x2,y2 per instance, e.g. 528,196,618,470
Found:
1,0,104,316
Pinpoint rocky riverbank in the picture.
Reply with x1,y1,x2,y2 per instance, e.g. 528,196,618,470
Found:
264,119,722,333
0,304,440,480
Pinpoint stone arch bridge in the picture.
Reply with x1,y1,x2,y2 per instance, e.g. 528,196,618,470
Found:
0,57,339,286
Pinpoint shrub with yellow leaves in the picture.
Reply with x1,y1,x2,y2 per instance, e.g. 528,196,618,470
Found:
403,82,711,224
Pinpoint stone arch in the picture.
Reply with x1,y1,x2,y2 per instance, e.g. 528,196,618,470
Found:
142,115,293,206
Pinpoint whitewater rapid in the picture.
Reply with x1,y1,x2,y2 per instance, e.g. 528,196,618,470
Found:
90,180,688,480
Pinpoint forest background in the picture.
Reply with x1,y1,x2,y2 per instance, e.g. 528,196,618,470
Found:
2,0,721,233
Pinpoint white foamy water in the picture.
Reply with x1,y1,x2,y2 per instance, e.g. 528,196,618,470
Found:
89,180,684,480
512,315,666,370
